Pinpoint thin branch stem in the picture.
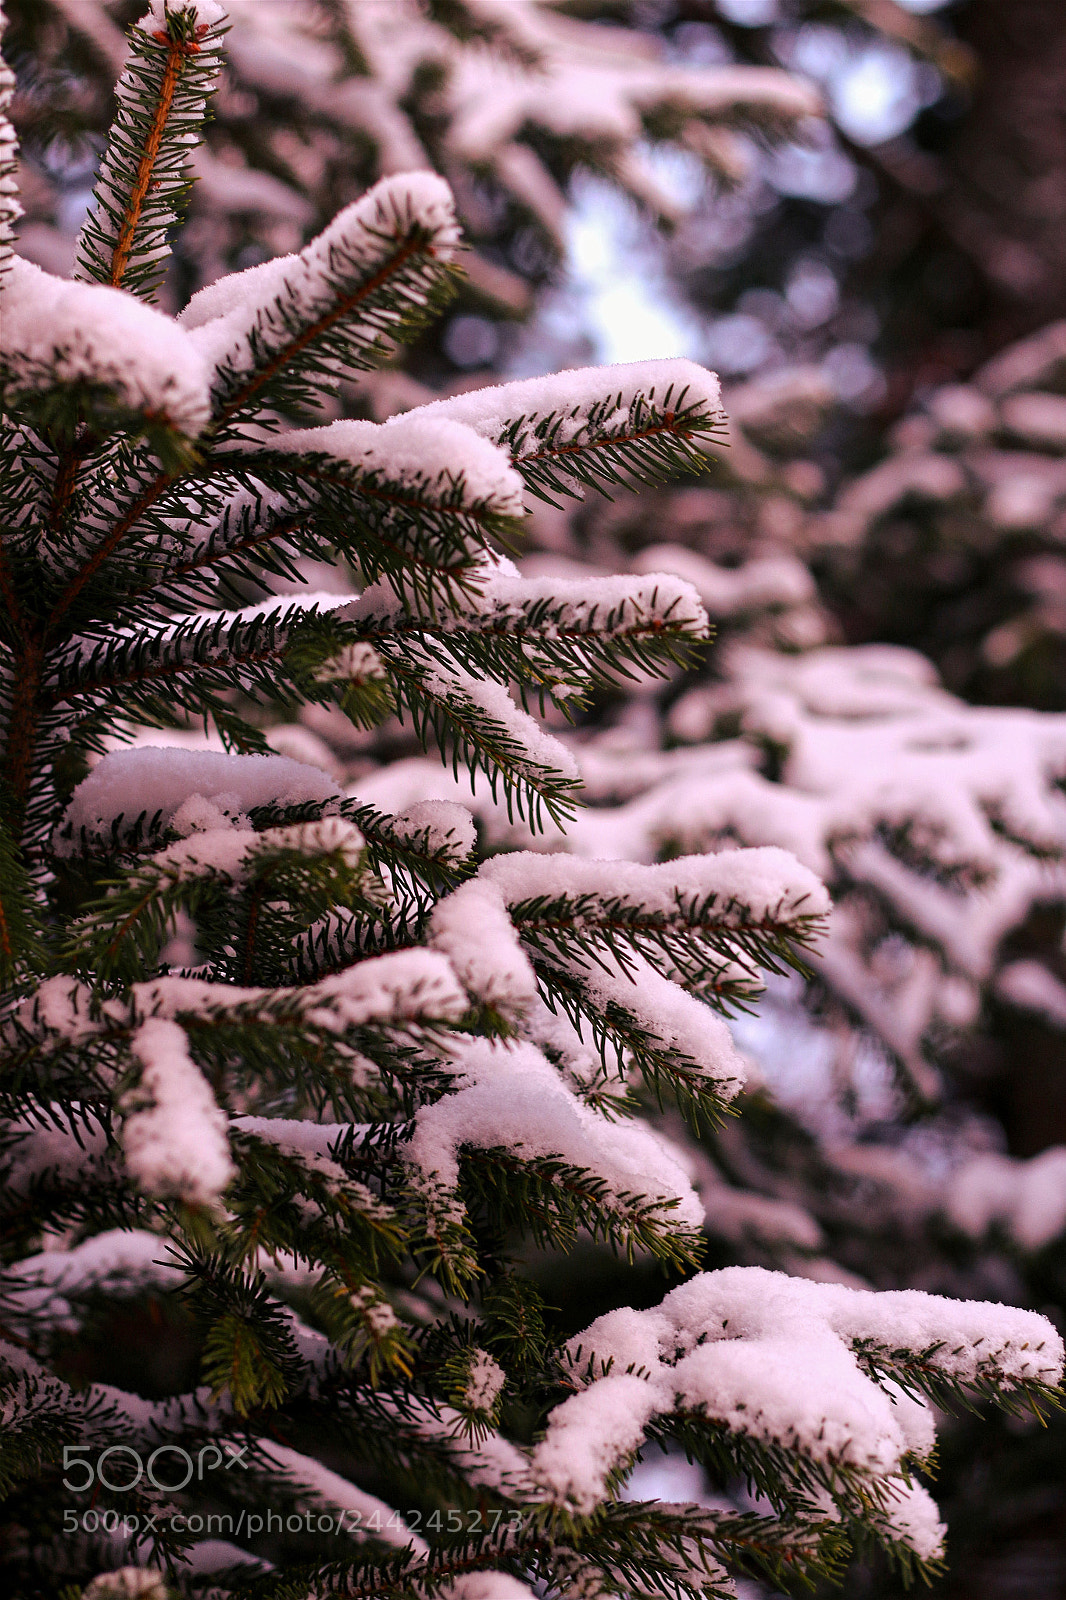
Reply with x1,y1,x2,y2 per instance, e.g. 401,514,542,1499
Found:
45,466,172,636
211,231,427,430
107,28,198,290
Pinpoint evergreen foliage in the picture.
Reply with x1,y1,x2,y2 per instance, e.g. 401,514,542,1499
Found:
0,7,1061,1599
5,0,817,340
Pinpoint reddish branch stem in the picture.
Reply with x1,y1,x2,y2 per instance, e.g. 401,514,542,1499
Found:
108,32,194,290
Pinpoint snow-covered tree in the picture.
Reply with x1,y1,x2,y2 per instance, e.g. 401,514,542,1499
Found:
7,0,816,327
1,6,1062,1598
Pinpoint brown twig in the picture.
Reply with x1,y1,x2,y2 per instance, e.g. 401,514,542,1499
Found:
107,29,198,290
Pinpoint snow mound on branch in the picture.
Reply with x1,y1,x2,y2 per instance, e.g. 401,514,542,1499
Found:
83,1571,168,1600
129,948,469,1033
410,358,724,451
10,1229,181,1294
3,1230,183,1338
297,948,469,1030
351,558,709,638
428,879,537,1015
538,1266,1062,1522
480,845,830,924
57,747,342,851
463,1348,506,1411
584,950,747,1099
404,1035,702,1227
877,1482,948,1564
121,1017,234,1206
1,256,210,437
181,170,460,372
390,800,476,863
272,411,525,517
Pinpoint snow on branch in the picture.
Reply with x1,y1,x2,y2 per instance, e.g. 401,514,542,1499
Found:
567,949,747,1111
136,947,469,1036
64,808,373,984
385,799,476,872
403,1035,704,1261
43,595,373,745
120,1015,234,1205
241,413,525,598
257,1440,426,1553
4,1230,183,1338
204,420,523,613
541,1267,1062,1554
1,257,211,445
4,33,1052,1593
428,879,537,1019
349,557,710,699
56,746,343,855
354,560,707,636
410,360,727,504
73,1,226,299
480,846,830,988
267,413,525,523
181,171,462,423
384,640,581,831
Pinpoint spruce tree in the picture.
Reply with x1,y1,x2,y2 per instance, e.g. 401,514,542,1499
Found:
0,7,1062,1599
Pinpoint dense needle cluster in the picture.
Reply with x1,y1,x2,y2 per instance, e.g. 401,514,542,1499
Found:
0,7,1061,1599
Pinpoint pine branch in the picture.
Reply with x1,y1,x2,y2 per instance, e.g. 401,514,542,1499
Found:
496,875,825,1002
43,599,366,724
384,648,580,831
415,363,727,508
35,174,469,637
64,821,380,983
851,1336,1065,1423
73,1,226,299
353,572,710,716
531,959,741,1131
460,1145,705,1271
506,384,729,508
204,438,522,610
188,175,463,430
